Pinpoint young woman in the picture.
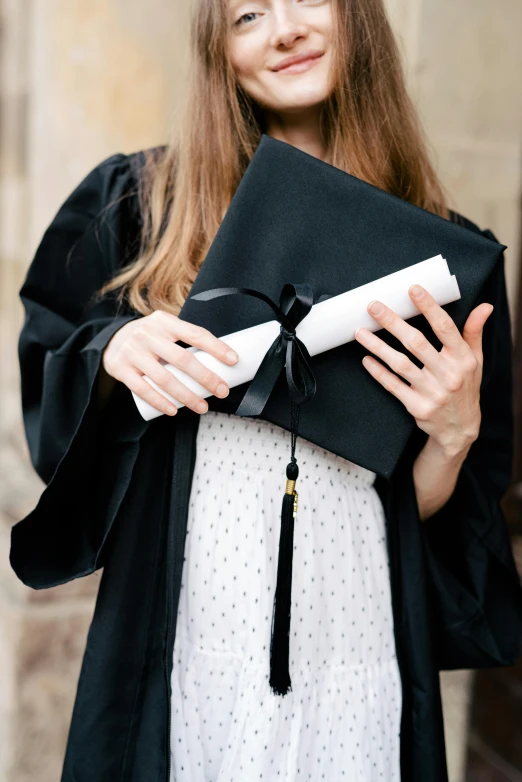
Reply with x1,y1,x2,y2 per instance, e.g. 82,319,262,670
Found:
11,0,522,780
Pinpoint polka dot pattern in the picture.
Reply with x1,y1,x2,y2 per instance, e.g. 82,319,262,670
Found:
170,410,402,781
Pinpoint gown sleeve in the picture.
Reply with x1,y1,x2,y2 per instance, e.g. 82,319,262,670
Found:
413,230,522,669
10,152,149,589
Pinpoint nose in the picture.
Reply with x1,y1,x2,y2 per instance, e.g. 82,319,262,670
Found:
269,7,309,49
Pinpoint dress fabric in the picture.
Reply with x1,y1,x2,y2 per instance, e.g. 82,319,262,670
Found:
170,410,402,782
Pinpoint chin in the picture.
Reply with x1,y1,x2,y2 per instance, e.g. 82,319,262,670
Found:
272,92,331,111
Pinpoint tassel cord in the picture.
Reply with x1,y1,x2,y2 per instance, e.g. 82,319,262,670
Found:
269,398,301,696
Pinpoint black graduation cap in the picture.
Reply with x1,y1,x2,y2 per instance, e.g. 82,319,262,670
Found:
178,132,506,695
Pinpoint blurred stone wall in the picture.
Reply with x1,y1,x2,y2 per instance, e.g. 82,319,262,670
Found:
0,1,521,780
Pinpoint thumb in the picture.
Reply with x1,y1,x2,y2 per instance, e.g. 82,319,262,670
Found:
462,302,494,363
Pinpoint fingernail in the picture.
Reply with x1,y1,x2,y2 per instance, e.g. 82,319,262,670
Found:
217,383,229,397
197,401,208,413
226,350,239,362
410,284,423,298
368,300,384,316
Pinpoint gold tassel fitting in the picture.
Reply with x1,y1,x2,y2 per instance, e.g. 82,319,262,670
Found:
285,478,296,495
293,490,298,518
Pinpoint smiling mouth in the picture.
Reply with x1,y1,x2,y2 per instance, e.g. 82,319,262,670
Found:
275,53,324,74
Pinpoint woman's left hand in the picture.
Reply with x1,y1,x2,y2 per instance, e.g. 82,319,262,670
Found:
354,284,494,460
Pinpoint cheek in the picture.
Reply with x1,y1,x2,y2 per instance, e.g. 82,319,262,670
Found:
228,42,260,82
316,6,335,45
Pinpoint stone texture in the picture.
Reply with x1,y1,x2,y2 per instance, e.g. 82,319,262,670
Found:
385,0,423,83
10,610,94,782
28,0,191,253
440,669,475,781
415,0,522,146
0,517,21,782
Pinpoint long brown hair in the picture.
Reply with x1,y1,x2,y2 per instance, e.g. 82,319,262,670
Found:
98,0,451,316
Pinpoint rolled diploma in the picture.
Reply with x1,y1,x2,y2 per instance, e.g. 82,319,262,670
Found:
132,254,460,421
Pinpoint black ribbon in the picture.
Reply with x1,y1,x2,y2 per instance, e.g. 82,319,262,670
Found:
189,283,318,415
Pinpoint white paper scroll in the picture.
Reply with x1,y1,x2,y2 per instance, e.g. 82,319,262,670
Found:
132,254,460,421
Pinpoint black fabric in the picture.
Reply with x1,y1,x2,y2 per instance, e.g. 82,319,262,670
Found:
179,133,507,479
9,146,522,782
11,153,150,588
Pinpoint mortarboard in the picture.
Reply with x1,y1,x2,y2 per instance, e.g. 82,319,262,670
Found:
136,133,506,695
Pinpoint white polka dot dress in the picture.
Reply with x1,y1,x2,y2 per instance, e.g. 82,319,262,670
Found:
170,410,402,781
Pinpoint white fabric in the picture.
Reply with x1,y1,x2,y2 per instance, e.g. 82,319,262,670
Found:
170,410,402,781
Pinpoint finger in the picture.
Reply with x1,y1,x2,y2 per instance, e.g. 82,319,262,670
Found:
462,303,494,365
153,312,239,365
122,368,179,416
407,284,464,353
366,299,440,372
354,327,424,385
157,339,230,399
135,353,210,414
361,355,421,414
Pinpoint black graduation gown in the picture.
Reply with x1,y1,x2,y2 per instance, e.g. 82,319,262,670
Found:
10,149,522,782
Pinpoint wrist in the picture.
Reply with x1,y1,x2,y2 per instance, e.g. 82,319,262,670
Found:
421,434,472,466
413,436,472,522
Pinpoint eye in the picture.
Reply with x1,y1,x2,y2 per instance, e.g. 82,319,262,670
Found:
233,0,321,28
234,11,259,26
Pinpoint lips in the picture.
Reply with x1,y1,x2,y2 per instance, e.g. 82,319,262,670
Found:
272,51,324,72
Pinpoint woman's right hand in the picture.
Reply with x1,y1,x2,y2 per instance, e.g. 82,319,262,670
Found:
101,310,239,416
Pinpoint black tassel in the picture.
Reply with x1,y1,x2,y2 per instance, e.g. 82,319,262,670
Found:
269,401,300,696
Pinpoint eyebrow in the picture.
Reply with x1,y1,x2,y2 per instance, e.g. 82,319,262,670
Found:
229,0,270,11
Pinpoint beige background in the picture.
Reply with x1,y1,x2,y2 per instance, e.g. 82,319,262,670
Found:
0,1,521,780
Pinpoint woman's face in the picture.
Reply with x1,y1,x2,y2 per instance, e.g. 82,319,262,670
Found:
226,0,335,115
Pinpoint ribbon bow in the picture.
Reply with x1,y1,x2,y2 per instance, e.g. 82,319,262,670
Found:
190,282,318,415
